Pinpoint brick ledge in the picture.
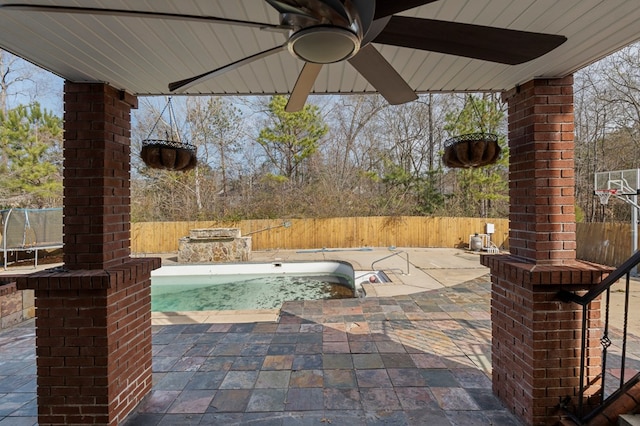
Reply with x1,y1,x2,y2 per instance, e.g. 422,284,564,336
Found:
481,254,612,286
16,257,161,291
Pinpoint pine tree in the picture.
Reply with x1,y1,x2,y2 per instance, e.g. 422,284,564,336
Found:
0,103,62,207
256,95,328,187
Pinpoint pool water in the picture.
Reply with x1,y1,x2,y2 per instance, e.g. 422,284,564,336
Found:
151,275,354,312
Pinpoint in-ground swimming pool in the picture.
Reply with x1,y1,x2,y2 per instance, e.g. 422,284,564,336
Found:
151,261,358,312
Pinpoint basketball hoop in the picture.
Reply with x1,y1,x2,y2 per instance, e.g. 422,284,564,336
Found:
595,189,617,205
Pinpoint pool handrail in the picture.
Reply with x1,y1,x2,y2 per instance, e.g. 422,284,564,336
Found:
371,250,410,276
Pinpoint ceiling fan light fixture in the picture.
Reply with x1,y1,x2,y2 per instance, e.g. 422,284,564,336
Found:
288,26,360,64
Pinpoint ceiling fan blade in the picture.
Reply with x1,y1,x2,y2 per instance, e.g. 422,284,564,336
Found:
264,0,310,16
362,16,391,45
348,44,417,105
0,3,286,31
266,0,350,27
311,0,351,21
298,0,351,26
281,12,322,28
169,45,287,92
265,0,346,20
285,62,323,112
374,16,567,64
374,0,441,20
351,0,375,37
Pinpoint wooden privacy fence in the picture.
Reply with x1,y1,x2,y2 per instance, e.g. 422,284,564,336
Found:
576,222,636,267
132,216,509,254
131,217,638,267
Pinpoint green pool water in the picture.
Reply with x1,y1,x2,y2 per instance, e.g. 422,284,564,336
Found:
151,275,354,312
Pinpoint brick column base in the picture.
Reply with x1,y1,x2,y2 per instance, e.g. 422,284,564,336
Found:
482,255,611,425
17,257,160,426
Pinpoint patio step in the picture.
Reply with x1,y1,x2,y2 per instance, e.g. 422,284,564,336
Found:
620,414,640,426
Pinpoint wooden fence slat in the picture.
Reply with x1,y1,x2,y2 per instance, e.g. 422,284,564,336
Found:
576,222,634,267
131,217,510,253
130,217,636,267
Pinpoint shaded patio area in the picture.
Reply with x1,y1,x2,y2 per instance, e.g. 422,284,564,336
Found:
0,263,523,425
3,248,640,425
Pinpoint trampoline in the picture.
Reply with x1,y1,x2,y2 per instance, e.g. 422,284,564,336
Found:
1,208,63,269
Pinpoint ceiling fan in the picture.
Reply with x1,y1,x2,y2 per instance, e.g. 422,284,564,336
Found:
1,1,567,112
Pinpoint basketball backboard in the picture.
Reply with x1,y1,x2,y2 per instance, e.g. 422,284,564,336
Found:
594,169,640,196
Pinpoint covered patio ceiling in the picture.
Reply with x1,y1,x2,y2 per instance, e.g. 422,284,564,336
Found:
0,0,639,100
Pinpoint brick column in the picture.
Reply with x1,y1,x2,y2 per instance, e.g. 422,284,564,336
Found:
17,82,161,426
481,77,611,425
507,76,577,265
63,83,134,270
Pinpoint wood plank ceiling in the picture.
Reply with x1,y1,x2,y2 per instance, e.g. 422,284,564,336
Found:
0,0,639,97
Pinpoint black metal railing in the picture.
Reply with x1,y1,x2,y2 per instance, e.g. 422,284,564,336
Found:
371,250,410,276
557,250,640,424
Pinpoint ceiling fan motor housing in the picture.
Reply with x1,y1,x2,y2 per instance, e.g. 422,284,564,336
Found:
288,25,361,63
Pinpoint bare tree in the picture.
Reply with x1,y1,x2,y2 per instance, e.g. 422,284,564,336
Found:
186,97,244,215
0,50,61,116
574,69,611,221
574,42,640,222
323,95,387,194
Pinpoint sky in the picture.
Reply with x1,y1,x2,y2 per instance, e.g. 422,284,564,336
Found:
4,58,64,115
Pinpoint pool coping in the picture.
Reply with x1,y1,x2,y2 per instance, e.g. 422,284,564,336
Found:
151,308,280,325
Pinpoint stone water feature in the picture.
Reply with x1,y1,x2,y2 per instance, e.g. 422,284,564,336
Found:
177,228,251,263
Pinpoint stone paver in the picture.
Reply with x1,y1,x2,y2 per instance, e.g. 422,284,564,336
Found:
0,274,533,425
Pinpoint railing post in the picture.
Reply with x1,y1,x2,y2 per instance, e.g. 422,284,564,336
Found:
556,252,640,424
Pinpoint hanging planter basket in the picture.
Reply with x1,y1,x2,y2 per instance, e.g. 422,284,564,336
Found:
140,97,197,172
442,132,501,168
141,139,197,172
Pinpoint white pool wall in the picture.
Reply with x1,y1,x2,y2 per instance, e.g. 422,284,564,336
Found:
152,260,356,290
